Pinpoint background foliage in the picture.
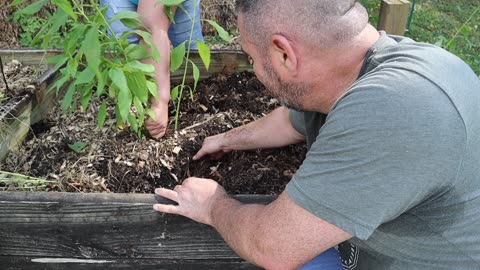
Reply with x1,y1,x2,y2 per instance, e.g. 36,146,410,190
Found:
360,0,480,76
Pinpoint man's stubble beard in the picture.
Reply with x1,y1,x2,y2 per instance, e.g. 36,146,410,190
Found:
262,59,311,112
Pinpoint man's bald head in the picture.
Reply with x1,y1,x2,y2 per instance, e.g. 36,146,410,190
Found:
236,0,369,50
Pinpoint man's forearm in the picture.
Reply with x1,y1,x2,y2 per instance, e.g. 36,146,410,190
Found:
211,196,269,267
223,106,305,151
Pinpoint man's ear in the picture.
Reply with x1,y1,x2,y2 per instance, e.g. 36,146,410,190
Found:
269,34,298,76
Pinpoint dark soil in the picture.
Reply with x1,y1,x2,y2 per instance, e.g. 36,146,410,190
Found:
0,60,40,106
2,72,306,195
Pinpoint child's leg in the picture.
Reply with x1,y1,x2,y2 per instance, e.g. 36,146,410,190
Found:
100,0,139,43
168,0,204,48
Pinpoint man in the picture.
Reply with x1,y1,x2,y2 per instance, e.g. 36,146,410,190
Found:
153,0,480,269
101,0,204,138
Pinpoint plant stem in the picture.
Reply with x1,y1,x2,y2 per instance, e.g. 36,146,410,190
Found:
72,0,91,22
0,56,11,96
446,6,479,49
174,0,199,131
0,170,55,183
93,2,126,61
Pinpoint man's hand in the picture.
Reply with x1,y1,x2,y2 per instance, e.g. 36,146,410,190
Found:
153,177,228,225
193,133,233,160
145,101,169,139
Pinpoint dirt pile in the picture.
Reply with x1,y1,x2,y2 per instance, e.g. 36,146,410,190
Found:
2,72,306,194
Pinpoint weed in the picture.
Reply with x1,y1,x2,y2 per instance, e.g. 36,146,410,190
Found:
0,170,57,191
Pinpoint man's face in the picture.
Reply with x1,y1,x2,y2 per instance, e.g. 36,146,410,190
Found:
238,15,311,111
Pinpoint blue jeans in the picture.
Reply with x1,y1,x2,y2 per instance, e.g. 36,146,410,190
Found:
299,248,343,270
100,0,204,49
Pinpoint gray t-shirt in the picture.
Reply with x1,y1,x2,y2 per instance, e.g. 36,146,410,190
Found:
286,32,480,269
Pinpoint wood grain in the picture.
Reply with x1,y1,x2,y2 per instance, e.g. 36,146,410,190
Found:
0,192,273,269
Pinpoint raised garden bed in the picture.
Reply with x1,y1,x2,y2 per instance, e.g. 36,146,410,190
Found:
0,49,306,268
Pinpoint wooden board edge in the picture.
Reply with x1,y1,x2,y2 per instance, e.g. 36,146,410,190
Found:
0,191,276,205
0,49,62,66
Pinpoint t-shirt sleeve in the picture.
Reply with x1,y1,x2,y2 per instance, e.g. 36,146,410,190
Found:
286,71,465,240
289,109,306,136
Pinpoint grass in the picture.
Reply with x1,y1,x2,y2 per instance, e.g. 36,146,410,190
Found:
0,170,56,191
360,0,480,76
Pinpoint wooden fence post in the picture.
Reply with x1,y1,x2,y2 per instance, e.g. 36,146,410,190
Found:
377,0,412,36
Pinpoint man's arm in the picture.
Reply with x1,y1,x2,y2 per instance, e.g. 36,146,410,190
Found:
194,106,305,160
154,178,352,269
137,0,173,138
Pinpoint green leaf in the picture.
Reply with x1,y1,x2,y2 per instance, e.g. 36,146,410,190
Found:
146,80,159,101
125,44,150,60
191,60,200,91
82,24,101,71
52,73,71,94
163,6,175,23
75,67,96,85
61,83,76,111
146,108,156,120
156,0,186,7
109,84,117,98
80,84,93,111
66,55,79,77
132,30,160,62
125,60,155,73
68,141,88,153
10,0,26,6
48,54,69,71
170,41,186,72
110,10,146,29
185,85,194,100
35,9,68,47
64,24,87,55
51,0,77,21
97,101,108,129
109,67,132,122
126,72,149,103
460,26,470,36
128,114,139,132
133,97,145,120
16,0,47,15
205,20,231,43
29,20,50,47
96,70,106,97
196,41,211,70
110,10,140,22
121,18,145,30
170,85,180,100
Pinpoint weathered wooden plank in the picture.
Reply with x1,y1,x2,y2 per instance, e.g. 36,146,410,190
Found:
0,49,251,78
0,65,62,162
0,95,32,162
31,66,66,124
0,192,273,268
0,49,62,66
0,257,259,270
377,0,411,36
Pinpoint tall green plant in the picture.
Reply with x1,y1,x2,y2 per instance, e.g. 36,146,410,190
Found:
11,0,230,136
160,0,231,130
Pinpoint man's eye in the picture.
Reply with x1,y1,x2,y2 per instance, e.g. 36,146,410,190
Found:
248,55,254,65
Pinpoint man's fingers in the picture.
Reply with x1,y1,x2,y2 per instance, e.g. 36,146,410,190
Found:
193,149,205,160
153,204,180,214
146,124,167,139
155,188,178,202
